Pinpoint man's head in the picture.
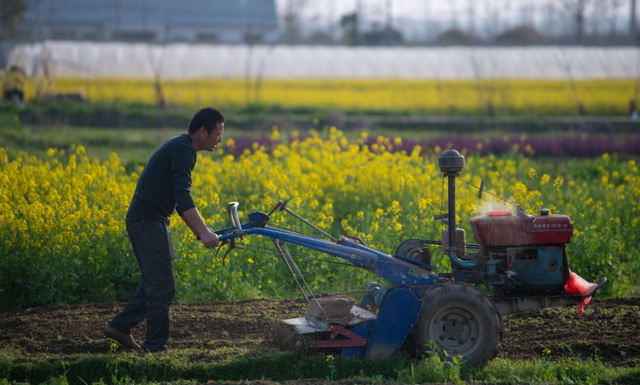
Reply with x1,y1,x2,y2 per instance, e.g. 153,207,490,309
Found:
188,107,225,152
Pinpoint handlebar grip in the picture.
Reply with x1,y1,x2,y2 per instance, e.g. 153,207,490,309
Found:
227,201,241,229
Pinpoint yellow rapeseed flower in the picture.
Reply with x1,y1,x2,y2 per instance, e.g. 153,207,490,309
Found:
2,130,637,307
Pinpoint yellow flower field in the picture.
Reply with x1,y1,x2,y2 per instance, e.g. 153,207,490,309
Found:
27,77,634,116
1,132,638,311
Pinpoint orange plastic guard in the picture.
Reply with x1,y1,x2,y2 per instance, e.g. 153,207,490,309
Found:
564,269,598,313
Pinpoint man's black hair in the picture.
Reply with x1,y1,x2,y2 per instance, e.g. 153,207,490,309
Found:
188,107,225,135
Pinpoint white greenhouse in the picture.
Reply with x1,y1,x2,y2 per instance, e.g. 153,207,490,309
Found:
8,41,637,80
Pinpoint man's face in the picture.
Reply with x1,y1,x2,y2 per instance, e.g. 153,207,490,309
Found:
202,123,224,151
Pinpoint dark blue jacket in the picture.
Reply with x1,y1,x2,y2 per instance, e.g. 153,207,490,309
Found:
127,134,197,224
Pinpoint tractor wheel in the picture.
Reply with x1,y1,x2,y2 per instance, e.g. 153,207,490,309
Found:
411,282,502,367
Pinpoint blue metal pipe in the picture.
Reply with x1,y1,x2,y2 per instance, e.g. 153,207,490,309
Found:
448,251,478,270
219,228,380,265
339,237,392,260
218,226,439,286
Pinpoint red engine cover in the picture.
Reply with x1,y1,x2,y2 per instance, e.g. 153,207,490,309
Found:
469,212,573,246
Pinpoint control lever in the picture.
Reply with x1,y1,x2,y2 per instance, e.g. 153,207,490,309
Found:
279,199,338,242
268,200,283,216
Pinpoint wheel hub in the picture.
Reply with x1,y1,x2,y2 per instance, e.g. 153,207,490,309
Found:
444,319,462,340
430,305,482,355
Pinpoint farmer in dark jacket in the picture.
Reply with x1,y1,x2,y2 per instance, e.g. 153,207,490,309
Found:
2,66,25,107
104,107,224,352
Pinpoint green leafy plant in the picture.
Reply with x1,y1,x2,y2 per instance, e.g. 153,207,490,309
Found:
539,348,555,382
397,341,464,384
326,355,337,381
107,343,121,384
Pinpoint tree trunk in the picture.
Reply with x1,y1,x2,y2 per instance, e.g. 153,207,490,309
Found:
576,0,585,44
631,0,637,46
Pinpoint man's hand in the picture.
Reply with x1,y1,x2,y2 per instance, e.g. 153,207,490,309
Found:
199,228,219,249
181,207,219,248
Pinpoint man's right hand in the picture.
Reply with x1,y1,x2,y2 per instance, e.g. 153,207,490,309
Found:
181,207,220,248
200,228,219,249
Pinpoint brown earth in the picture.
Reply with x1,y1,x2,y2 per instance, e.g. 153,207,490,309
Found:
0,297,638,367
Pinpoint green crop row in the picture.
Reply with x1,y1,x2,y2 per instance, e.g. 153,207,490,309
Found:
2,351,640,385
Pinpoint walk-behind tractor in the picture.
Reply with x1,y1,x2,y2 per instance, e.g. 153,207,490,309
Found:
210,149,606,366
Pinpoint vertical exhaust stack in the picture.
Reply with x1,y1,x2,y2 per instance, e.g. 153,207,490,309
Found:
438,150,478,270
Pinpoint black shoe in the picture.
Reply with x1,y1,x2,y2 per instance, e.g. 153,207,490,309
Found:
144,345,170,353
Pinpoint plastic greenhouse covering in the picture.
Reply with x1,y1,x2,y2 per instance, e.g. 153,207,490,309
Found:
8,41,636,79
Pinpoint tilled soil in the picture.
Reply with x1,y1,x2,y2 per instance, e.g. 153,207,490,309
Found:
1,297,638,367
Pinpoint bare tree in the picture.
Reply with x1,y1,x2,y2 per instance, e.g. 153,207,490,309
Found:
590,0,607,36
607,0,625,35
467,0,475,36
449,0,458,28
590,0,625,37
559,49,586,116
282,0,309,44
560,0,592,44
0,0,26,39
146,46,166,109
0,0,27,68
632,0,637,45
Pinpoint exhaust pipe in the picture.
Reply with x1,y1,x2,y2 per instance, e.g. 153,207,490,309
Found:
438,149,478,271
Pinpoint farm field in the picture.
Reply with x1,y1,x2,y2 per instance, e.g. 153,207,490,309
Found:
1,297,640,384
6,33,640,385
1,121,639,384
29,77,635,116
1,129,638,313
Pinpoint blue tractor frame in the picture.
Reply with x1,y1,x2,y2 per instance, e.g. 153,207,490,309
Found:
208,150,606,362
212,201,434,359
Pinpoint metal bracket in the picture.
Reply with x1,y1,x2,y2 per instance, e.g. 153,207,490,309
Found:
271,239,307,302
220,239,235,267
272,239,328,319
312,314,369,348
279,199,338,242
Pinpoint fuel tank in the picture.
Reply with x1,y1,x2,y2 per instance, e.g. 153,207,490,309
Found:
469,210,573,246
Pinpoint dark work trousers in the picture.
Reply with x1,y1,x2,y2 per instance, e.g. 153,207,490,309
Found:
109,219,176,351
3,89,23,102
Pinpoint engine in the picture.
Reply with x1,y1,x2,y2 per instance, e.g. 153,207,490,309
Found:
437,148,574,297
459,209,572,295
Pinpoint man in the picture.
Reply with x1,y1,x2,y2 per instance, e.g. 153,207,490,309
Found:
2,66,26,108
104,107,224,352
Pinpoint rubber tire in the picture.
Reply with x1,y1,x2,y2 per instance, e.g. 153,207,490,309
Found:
411,282,503,367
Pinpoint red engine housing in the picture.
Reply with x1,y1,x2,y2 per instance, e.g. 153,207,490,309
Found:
469,211,573,246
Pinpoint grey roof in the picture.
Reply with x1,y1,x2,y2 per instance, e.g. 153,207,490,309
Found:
22,0,278,28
